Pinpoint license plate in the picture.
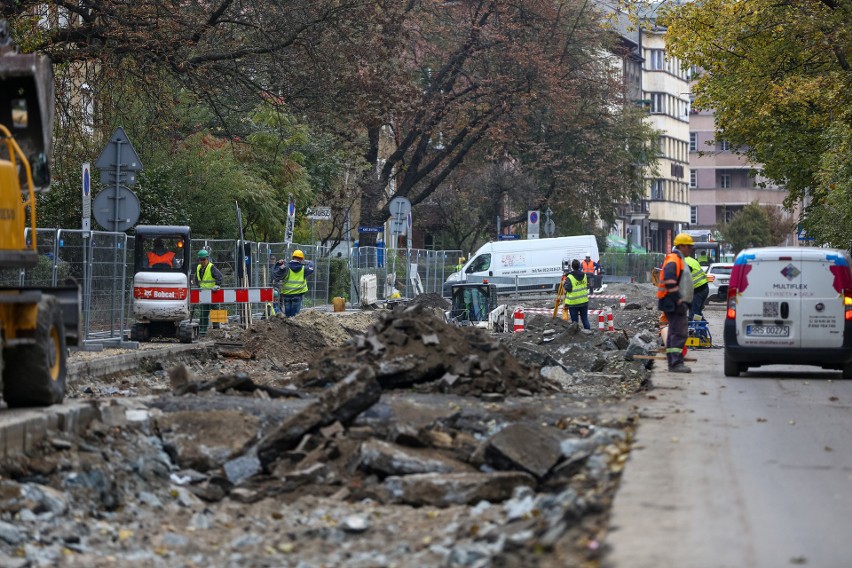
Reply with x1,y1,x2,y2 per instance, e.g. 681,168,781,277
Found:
746,324,790,337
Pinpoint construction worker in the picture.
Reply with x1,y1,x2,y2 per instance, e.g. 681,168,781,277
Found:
685,252,710,320
147,238,175,269
581,253,602,293
563,259,591,329
273,249,315,317
657,233,694,373
192,249,223,336
456,257,466,272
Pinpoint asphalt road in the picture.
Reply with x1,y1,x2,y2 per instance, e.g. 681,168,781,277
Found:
604,305,852,568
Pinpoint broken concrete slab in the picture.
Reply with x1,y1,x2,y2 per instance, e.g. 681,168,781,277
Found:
383,471,536,507
255,367,381,467
484,423,565,480
157,410,260,472
358,439,473,477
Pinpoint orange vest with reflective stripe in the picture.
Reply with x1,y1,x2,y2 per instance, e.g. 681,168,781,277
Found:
656,253,684,299
581,259,596,274
147,250,175,267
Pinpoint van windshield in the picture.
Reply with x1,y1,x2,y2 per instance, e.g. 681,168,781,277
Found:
467,254,491,273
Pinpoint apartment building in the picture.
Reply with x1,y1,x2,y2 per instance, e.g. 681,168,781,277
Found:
640,25,691,253
689,106,796,245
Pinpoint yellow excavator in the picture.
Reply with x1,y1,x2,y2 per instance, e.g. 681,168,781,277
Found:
0,31,80,407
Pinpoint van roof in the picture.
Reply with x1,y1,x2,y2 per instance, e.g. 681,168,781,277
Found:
734,246,851,265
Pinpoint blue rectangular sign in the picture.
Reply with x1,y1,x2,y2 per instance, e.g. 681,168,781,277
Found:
498,234,520,240
358,226,383,233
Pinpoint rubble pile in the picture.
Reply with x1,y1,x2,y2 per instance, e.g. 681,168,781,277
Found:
295,303,560,397
0,282,670,567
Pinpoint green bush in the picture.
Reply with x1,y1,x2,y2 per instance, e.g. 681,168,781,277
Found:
328,258,350,301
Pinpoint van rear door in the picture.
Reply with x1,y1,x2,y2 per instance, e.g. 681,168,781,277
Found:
800,252,848,349
735,250,802,349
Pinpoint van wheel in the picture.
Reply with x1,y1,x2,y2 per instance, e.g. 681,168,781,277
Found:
724,351,740,377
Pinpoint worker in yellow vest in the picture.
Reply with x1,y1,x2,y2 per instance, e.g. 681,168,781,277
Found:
192,249,223,335
684,254,709,320
657,233,694,373
563,259,591,329
273,249,315,317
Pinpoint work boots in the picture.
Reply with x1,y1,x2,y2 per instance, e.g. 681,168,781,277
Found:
669,364,692,373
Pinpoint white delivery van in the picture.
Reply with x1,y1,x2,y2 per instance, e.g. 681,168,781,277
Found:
445,235,599,293
723,246,852,378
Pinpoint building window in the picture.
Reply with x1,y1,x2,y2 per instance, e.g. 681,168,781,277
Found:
719,139,730,151
650,49,664,71
690,170,697,188
690,207,697,225
651,179,664,200
690,133,697,152
650,93,664,114
720,174,731,189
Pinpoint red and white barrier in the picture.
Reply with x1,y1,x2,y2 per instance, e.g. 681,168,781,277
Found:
512,306,615,332
190,287,275,305
589,308,615,331
512,308,525,333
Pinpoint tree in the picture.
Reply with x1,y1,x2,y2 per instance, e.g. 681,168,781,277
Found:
720,202,772,254
663,0,852,244
761,204,795,247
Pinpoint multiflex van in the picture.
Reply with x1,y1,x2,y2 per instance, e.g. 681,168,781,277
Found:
723,247,852,378
445,235,599,294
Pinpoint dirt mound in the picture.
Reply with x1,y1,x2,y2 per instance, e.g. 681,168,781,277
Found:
241,310,381,366
294,303,559,397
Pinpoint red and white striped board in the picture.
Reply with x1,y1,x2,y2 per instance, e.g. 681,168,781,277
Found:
190,287,275,305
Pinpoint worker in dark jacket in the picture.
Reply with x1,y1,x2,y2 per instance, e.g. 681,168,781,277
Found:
563,259,591,329
272,249,315,317
657,233,694,373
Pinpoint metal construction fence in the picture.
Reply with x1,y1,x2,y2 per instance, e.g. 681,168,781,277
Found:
600,252,666,284
348,246,461,303
0,228,462,345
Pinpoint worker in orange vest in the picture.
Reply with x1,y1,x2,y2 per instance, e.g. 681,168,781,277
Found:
657,233,694,373
581,253,602,293
147,238,175,269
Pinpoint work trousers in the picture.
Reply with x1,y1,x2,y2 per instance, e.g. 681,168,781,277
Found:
567,303,591,330
664,307,689,368
281,294,304,318
689,284,709,320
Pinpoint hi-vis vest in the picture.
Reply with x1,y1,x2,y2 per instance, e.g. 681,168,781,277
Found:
196,263,217,289
656,253,685,299
685,256,709,288
581,259,597,274
281,266,308,295
564,274,589,306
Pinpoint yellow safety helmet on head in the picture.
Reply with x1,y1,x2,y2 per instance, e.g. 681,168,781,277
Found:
292,249,305,260
673,233,694,246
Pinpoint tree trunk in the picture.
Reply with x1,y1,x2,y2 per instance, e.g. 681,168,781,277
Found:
356,179,389,247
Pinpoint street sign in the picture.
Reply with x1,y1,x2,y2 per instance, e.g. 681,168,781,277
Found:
92,186,140,232
81,162,91,219
95,127,143,171
388,196,411,217
100,170,138,188
498,234,520,240
306,206,332,220
544,218,556,237
358,226,383,233
527,210,540,240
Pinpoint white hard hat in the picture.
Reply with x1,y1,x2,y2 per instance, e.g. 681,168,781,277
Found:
585,252,591,258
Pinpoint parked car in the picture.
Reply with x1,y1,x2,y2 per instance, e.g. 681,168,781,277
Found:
706,262,734,301
723,247,852,378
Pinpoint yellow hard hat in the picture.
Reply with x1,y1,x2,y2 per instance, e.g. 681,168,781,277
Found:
674,233,694,246
292,249,305,260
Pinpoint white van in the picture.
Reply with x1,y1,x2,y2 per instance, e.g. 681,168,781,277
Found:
723,246,852,378
445,235,599,293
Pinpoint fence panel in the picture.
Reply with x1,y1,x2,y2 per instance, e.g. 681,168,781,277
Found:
600,252,665,284
349,247,461,302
